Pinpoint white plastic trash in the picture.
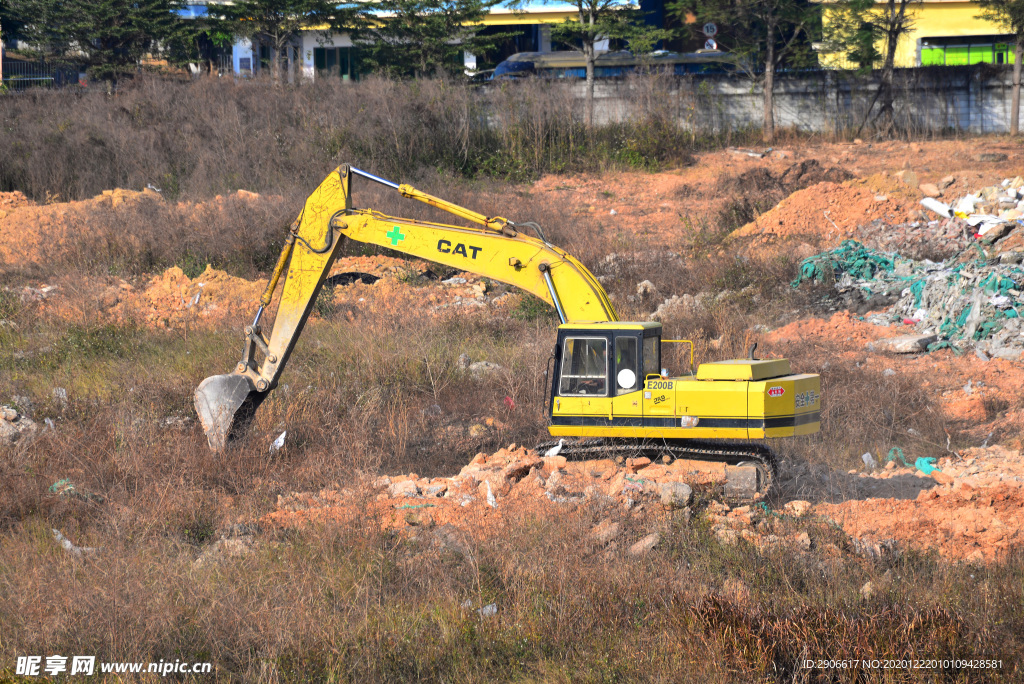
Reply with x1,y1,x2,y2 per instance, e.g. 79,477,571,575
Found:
919,197,952,218
966,215,1007,235
955,194,980,215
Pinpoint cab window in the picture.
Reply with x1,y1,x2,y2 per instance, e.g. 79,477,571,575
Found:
559,338,608,396
614,337,638,395
643,336,660,378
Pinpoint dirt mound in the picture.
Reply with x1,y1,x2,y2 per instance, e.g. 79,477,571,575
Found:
817,446,1024,561
764,312,1024,444
0,191,34,215
766,311,916,347
320,256,523,323
0,188,162,266
114,265,267,329
94,256,520,330
0,187,274,269
777,159,855,188
328,255,423,279
729,182,905,248
721,160,853,197
263,444,741,532
261,441,1024,563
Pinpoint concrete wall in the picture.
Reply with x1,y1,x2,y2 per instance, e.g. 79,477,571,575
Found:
576,66,1024,135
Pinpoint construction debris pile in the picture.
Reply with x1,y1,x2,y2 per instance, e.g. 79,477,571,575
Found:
265,444,777,532
917,175,1024,238
261,442,1024,562
857,174,1024,262
855,215,971,261
793,238,1024,360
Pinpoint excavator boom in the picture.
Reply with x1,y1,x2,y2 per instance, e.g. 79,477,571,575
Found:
196,165,616,450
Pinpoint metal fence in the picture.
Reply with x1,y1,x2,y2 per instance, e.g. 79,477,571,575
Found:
1,60,80,91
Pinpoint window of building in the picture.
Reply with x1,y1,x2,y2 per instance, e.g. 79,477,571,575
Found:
921,35,1017,66
314,47,353,79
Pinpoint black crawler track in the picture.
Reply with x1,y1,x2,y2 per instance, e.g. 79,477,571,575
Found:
534,438,778,498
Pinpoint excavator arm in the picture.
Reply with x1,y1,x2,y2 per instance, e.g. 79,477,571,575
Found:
195,164,617,450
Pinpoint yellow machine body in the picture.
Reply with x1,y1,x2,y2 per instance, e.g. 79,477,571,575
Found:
547,321,820,442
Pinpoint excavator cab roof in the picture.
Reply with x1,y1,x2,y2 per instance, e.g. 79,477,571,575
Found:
558,321,662,332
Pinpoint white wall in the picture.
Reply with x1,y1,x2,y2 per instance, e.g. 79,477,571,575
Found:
301,32,355,81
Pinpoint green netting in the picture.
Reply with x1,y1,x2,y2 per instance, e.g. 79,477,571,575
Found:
791,240,897,287
910,279,926,307
792,239,1024,355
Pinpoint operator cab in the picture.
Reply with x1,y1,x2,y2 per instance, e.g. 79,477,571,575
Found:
553,322,661,400
549,322,664,428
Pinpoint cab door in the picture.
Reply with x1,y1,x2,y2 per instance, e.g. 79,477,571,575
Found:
639,334,675,423
610,334,643,427
552,336,610,419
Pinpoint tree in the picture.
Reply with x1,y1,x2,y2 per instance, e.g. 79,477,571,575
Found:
540,0,670,128
823,0,919,136
977,0,1024,135
166,9,235,75
872,0,917,133
673,0,819,143
222,0,353,82
358,0,514,78
6,0,183,85
823,0,881,73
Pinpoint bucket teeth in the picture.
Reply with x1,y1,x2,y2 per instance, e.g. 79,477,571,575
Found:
194,374,266,451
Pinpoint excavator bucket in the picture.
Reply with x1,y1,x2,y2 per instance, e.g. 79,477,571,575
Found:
194,373,266,451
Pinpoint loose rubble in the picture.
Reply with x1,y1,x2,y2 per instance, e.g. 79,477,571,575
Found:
793,238,1024,359
0,405,37,445
260,440,1024,563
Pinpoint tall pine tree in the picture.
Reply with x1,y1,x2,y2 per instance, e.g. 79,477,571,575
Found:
358,0,514,78
7,0,183,85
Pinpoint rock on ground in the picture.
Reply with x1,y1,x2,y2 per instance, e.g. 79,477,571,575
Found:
629,532,661,556
0,406,37,445
469,361,502,377
868,334,938,354
660,482,693,509
590,519,622,545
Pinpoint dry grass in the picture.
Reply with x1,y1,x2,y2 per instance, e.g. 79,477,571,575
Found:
0,75,723,204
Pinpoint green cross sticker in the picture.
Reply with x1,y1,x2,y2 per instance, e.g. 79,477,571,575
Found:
386,226,405,246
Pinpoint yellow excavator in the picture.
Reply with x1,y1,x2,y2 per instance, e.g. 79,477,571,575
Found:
195,165,820,496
